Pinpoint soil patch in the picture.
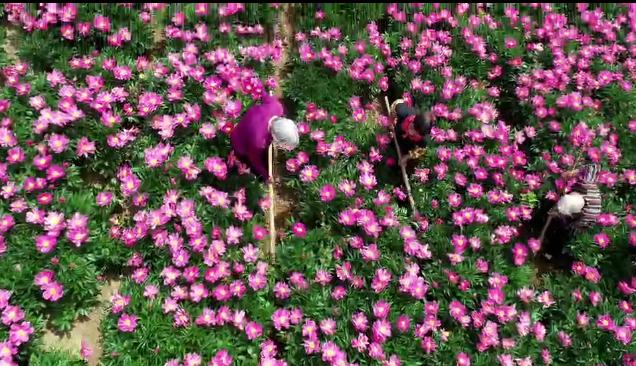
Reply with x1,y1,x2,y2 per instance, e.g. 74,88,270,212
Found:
271,3,297,233
41,277,122,366
3,26,20,64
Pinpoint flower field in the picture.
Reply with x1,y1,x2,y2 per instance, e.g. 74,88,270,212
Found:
0,3,635,366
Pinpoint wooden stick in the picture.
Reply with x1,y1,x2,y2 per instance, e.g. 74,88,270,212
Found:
384,96,417,216
538,215,553,244
268,144,276,259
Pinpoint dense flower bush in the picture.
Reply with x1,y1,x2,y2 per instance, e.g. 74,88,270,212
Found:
0,3,635,366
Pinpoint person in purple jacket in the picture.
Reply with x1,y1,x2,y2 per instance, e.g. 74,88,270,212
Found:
231,92,299,182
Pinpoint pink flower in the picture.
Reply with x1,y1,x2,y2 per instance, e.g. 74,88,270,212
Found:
504,37,518,48
205,157,228,180
96,192,113,206
113,66,132,80
35,235,57,254
456,352,471,366
2,305,24,326
199,123,217,139
245,321,263,340
9,321,33,345
273,282,291,300
0,340,17,360
331,285,347,300
536,291,555,308
533,322,546,341
286,158,301,173
396,315,410,333
319,184,336,202
288,221,305,238
620,300,634,314
615,326,633,345
527,238,541,254
34,270,55,288
300,165,319,183
352,312,369,332
76,137,96,157
173,308,190,328
596,314,615,331
143,285,159,299
373,300,391,319
42,282,64,302
359,173,377,190
584,267,601,284
272,309,291,331
420,336,437,354
118,313,139,332
594,232,611,249
0,128,17,148
372,319,392,343
558,331,572,347
80,339,93,361
597,213,619,227
320,318,337,335
338,179,357,197
589,291,602,306
512,243,528,266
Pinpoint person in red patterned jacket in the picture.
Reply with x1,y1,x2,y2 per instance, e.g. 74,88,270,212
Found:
388,98,434,167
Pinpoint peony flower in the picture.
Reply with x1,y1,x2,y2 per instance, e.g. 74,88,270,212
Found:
35,235,57,254
319,184,336,202
96,192,113,206
292,222,307,238
118,314,139,332
456,352,471,366
299,165,319,183
9,321,34,346
2,305,24,326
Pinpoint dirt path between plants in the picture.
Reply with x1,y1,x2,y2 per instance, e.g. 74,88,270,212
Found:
41,278,122,366
270,4,297,238
3,26,20,64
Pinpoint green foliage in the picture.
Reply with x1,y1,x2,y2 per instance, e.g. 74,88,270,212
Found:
29,349,86,366
283,62,365,116
1,3,636,366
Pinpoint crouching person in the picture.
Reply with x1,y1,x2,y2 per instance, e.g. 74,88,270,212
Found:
230,91,299,258
230,92,300,183
539,163,602,262
388,98,433,167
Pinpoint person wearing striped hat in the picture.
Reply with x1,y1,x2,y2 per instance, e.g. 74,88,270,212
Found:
550,163,602,230
541,163,602,260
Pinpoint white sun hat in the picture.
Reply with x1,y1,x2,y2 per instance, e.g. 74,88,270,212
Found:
270,117,299,150
556,193,585,216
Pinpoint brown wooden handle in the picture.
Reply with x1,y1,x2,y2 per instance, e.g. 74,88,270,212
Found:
268,144,276,259
384,96,418,217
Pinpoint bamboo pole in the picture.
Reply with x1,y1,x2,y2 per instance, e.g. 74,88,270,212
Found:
538,215,553,244
384,96,417,216
268,143,276,259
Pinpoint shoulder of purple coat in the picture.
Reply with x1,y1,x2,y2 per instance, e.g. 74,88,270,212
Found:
262,95,284,114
